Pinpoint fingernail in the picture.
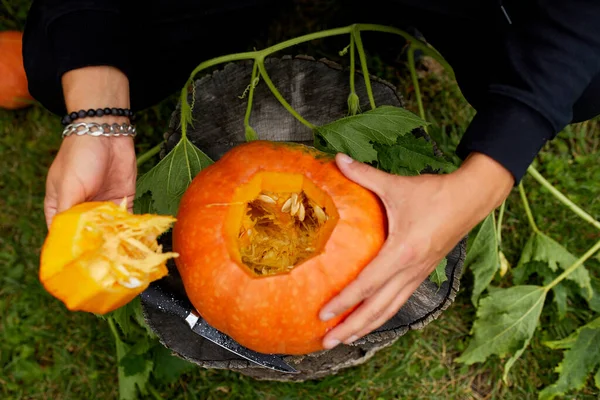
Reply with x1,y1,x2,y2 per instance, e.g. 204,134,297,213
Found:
323,339,340,349
320,311,335,321
338,153,353,164
344,335,358,344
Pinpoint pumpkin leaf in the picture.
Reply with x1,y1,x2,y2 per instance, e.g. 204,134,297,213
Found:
455,285,547,381
152,345,195,384
539,317,600,399
111,320,153,400
516,232,592,299
429,258,448,288
135,137,213,216
513,260,577,320
464,213,499,305
375,135,457,176
313,105,427,163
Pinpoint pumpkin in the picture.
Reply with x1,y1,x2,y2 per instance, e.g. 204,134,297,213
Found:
39,200,178,314
0,31,33,109
173,141,387,354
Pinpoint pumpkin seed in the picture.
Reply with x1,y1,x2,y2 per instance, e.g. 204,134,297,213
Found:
313,205,327,224
298,203,306,221
281,197,293,212
257,194,276,204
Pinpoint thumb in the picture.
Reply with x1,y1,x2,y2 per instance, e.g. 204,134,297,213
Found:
335,153,393,196
56,176,87,214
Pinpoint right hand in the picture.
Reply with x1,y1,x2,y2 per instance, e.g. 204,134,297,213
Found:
44,135,136,228
44,65,135,228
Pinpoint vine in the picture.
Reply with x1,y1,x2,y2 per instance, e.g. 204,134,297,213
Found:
127,23,600,400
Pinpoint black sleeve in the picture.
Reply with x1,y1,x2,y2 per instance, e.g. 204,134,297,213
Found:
455,0,600,183
23,0,131,115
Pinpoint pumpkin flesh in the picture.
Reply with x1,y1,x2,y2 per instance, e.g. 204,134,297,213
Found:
174,141,386,355
40,201,178,314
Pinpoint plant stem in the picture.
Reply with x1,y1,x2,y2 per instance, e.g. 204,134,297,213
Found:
147,383,163,400
545,238,600,292
527,166,600,231
355,24,455,78
136,143,162,167
349,33,356,96
407,46,426,122
243,61,260,140
107,317,121,341
256,57,316,130
351,26,376,110
518,183,540,234
496,200,506,246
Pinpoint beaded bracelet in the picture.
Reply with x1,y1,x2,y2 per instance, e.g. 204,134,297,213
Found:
61,108,136,126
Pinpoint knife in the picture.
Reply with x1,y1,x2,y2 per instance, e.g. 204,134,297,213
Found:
140,282,298,374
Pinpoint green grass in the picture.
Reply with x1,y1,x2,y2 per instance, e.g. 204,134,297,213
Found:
2,3,600,399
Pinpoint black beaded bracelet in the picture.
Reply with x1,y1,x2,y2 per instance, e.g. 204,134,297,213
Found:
61,108,136,126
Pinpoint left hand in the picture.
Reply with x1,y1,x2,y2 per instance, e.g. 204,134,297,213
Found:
319,152,513,349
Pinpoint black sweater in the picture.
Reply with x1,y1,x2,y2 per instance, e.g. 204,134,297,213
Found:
22,0,600,183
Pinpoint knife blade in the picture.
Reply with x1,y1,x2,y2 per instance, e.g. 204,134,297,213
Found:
140,282,298,374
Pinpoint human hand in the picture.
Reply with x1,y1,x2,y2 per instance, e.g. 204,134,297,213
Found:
44,66,135,227
44,135,136,227
319,152,514,349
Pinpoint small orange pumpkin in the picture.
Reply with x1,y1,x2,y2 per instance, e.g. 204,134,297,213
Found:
40,201,178,314
0,31,34,109
173,141,387,354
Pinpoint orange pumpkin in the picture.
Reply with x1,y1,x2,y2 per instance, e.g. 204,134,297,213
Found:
0,31,34,109
173,141,387,354
40,201,178,314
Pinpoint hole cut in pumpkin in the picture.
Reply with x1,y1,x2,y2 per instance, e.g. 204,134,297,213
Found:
228,172,338,276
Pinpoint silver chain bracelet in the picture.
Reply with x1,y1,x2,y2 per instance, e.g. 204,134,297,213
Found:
62,122,137,138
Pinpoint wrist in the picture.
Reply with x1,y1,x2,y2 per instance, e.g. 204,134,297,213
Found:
62,66,131,125
451,151,513,215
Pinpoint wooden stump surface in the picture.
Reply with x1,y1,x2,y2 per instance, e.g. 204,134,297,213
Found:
142,56,466,381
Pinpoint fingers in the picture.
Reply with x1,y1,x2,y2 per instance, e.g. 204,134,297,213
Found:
322,271,423,349
335,153,398,197
319,239,415,322
322,272,404,348
349,278,422,341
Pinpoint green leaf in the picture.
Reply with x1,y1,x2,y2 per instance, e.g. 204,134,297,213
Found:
429,258,448,288
587,278,600,313
516,232,592,299
313,105,427,163
375,135,457,176
120,338,153,377
464,214,499,305
133,191,153,215
539,317,600,399
455,285,547,381
135,136,213,216
111,324,153,400
512,260,571,319
152,345,195,384
108,298,155,338
544,317,600,349
595,367,600,389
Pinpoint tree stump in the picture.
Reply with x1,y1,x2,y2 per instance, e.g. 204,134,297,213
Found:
142,55,466,381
